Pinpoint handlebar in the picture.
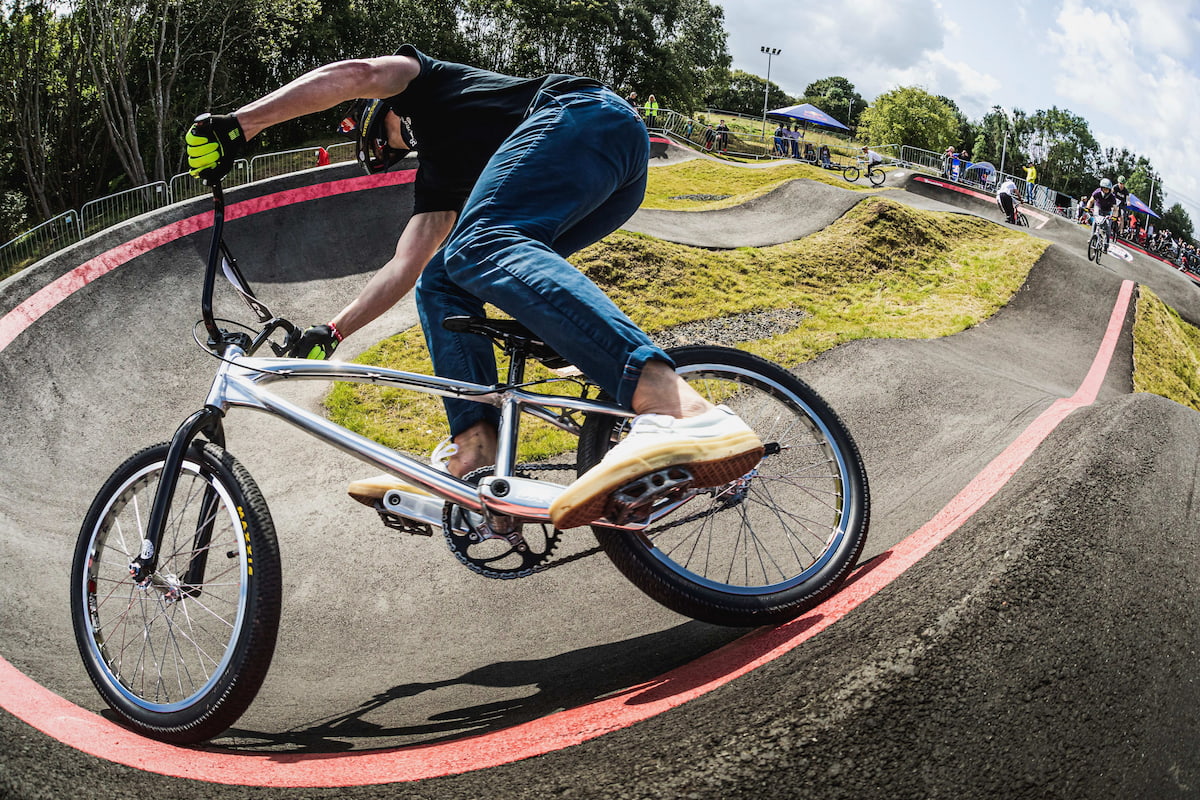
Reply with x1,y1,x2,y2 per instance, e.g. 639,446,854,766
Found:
194,113,298,357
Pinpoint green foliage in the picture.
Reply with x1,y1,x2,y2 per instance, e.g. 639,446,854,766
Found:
0,0,729,223
328,196,1047,449
1134,286,1200,410
798,75,865,128
1020,106,1099,199
705,69,792,116
1161,203,1195,241
859,86,958,151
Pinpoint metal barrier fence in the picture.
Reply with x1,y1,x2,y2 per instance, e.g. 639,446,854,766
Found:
896,144,1065,213
0,210,82,278
1,142,360,280
654,109,901,170
80,182,171,237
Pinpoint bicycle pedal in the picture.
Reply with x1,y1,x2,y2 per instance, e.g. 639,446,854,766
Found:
374,489,444,536
605,466,694,526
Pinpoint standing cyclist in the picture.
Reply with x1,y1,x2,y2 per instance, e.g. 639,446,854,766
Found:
185,48,763,529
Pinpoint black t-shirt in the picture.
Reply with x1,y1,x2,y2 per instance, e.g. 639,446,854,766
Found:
387,45,601,214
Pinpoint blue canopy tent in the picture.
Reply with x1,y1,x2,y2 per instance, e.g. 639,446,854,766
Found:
1126,192,1159,218
961,161,996,187
766,103,850,131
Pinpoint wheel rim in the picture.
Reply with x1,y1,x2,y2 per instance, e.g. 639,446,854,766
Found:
78,459,250,713
628,364,857,594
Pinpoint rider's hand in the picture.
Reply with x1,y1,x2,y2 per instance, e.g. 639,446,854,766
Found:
186,114,246,183
289,324,342,359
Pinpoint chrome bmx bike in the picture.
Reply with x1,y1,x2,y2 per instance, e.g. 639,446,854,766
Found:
842,156,885,187
70,178,870,744
1087,212,1115,263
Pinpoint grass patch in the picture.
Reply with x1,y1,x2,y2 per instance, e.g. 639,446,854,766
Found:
328,195,1047,453
1133,286,1200,410
644,159,882,211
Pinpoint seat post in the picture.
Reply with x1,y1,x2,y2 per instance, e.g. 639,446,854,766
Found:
493,342,530,478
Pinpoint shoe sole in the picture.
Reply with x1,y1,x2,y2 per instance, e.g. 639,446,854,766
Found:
549,433,765,530
347,477,434,507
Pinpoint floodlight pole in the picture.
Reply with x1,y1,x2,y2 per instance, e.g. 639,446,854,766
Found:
761,46,781,136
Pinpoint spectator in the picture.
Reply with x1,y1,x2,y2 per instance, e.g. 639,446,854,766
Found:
773,122,787,157
642,94,659,128
819,144,832,168
789,124,802,158
715,120,730,153
942,146,956,178
1023,163,1037,202
625,89,638,112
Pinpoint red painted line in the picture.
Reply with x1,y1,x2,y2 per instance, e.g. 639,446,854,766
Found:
0,170,415,354
0,176,1135,785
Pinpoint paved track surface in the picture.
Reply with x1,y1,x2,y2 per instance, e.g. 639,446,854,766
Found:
2,157,1199,799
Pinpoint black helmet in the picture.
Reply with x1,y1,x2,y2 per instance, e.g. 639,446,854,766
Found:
338,98,416,174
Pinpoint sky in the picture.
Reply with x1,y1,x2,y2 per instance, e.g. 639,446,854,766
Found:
710,0,1200,222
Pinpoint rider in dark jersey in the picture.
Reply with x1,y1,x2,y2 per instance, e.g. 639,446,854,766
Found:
184,47,762,529
1111,176,1130,238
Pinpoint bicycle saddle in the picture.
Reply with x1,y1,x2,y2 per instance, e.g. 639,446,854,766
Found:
442,316,572,369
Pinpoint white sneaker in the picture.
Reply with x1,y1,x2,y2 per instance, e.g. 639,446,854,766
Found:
347,436,456,506
548,405,764,529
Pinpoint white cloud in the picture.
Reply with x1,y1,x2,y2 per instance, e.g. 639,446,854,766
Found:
1049,0,1200,219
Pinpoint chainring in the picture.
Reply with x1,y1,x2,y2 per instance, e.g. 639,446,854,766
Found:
442,466,563,579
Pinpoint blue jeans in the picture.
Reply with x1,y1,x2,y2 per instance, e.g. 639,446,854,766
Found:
415,86,671,437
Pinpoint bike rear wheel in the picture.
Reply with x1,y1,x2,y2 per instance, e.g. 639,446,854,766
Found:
842,165,860,183
70,441,281,744
578,346,869,627
1017,212,1029,227
868,167,885,187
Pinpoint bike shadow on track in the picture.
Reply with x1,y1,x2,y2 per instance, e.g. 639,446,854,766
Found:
199,619,750,753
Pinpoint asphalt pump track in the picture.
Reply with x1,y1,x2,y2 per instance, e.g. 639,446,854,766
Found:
1,157,1198,799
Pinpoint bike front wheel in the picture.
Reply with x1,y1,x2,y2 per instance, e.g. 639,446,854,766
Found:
842,165,860,183
70,441,281,744
578,346,869,627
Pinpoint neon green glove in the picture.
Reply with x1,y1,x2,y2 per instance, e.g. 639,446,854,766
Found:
288,324,341,359
186,113,246,183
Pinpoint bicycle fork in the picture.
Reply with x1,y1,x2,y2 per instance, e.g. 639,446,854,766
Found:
127,403,227,588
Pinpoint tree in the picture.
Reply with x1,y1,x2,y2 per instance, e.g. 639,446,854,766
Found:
859,86,959,151
705,69,792,116
1020,106,1100,200
1161,203,1194,242
937,95,975,154
459,0,730,113
799,76,865,128
969,106,1030,174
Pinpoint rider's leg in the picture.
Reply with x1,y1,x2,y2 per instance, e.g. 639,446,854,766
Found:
436,87,672,413
431,88,759,524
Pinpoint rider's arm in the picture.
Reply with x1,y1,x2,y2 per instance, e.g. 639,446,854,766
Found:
235,56,420,140
329,210,457,338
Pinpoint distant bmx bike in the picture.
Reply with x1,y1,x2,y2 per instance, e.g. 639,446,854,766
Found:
842,157,885,187
1087,214,1114,263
